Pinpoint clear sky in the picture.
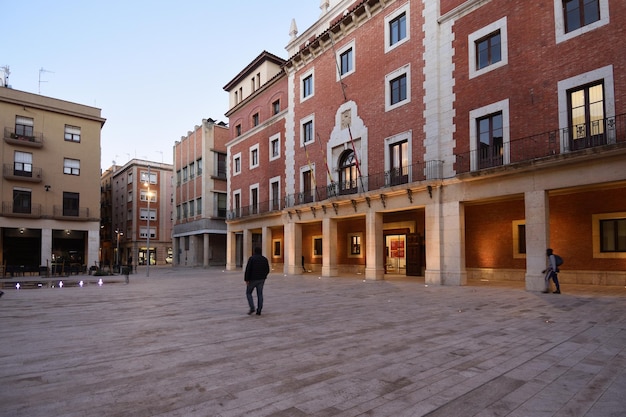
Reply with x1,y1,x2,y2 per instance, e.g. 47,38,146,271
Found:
1,0,318,170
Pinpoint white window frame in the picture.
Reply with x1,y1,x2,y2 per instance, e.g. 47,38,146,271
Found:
300,68,315,102
336,39,356,80
249,183,260,214
300,114,315,147
139,227,156,239
232,189,242,216
269,133,281,161
140,189,157,202
233,152,241,176
140,171,157,184
249,144,259,169
384,130,412,180
64,125,81,142
140,208,157,221
554,0,609,44
269,176,281,211
469,99,510,171
63,158,80,176
384,2,410,53
385,64,411,112
468,16,508,79
557,65,615,152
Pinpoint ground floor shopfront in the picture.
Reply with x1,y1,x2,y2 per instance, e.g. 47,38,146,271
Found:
226,151,626,290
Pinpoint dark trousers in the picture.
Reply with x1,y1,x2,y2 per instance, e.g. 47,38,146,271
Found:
546,270,561,291
246,280,265,311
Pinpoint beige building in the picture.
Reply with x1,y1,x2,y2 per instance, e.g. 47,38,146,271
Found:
0,86,105,274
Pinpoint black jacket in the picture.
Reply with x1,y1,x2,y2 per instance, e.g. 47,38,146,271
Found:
244,254,270,282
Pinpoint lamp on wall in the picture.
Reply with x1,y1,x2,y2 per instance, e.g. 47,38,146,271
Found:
44,184,51,191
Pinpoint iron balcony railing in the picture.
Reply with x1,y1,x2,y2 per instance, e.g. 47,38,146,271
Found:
456,113,626,173
3,127,44,147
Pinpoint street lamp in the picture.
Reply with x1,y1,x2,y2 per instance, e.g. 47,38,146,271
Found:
115,229,123,273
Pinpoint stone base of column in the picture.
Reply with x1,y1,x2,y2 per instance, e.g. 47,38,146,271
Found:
364,267,385,281
525,272,547,292
321,266,339,277
425,269,442,285
443,271,467,286
225,262,237,271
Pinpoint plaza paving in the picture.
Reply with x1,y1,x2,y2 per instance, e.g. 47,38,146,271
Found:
1,266,625,417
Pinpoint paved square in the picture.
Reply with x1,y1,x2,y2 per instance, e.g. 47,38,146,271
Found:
1,267,625,416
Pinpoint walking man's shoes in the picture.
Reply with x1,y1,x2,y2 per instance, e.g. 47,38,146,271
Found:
248,308,255,315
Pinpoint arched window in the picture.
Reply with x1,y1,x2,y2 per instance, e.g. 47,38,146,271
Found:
339,150,358,194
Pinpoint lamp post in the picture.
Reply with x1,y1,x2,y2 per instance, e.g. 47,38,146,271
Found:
115,229,123,273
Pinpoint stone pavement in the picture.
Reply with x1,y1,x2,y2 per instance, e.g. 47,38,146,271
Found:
1,266,625,417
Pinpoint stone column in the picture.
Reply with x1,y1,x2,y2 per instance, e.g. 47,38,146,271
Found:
322,217,338,277
283,221,303,275
424,201,443,285
524,190,550,291
441,201,467,286
40,228,52,268
365,210,385,280
226,231,237,271
203,233,210,268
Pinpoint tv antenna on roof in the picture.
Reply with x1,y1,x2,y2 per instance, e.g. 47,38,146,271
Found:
38,67,54,94
1,66,9,87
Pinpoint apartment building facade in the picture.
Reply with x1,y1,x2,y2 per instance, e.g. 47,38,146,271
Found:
172,119,229,267
0,86,105,274
225,0,626,290
105,159,173,268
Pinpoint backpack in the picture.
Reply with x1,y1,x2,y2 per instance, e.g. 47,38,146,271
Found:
554,254,563,267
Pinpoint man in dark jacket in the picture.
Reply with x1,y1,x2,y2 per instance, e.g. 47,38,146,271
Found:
245,247,270,315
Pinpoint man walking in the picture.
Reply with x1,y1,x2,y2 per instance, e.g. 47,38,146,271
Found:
542,248,561,294
245,247,270,315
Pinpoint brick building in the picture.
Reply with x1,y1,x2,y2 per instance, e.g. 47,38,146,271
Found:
172,119,229,267
225,0,626,289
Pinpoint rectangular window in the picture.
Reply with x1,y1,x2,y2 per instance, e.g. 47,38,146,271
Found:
234,192,241,217
63,158,80,175
253,113,259,126
302,169,314,203
250,145,259,169
13,189,31,214
303,120,313,144
189,162,195,179
390,74,407,105
350,235,361,255
272,100,280,115
189,200,195,217
215,153,225,177
477,112,504,169
182,202,188,218
476,30,501,70
236,124,242,136
273,239,282,257
140,189,157,202
63,192,79,217
196,197,202,215
140,208,156,220
568,81,605,150
563,0,600,33
140,228,156,239
14,151,33,177
15,116,34,138
233,153,241,175
270,136,280,160
271,180,280,211
217,193,226,217
197,157,203,175
128,172,133,184
340,48,353,76
389,12,407,46
64,125,81,142
182,167,188,182
140,171,157,184
302,74,313,98
518,224,526,254
251,187,259,215
389,140,408,185
313,237,323,257
600,219,626,252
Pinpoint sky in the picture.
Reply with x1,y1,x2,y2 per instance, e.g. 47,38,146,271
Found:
1,0,318,171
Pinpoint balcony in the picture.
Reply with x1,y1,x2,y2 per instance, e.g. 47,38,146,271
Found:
3,127,44,148
3,164,43,183
53,206,92,221
456,113,626,174
1,202,43,218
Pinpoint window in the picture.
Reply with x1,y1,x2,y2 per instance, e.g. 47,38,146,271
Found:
140,228,156,239
389,13,406,46
233,153,241,175
182,202,188,218
270,178,280,211
339,150,358,194
270,134,280,161
176,170,181,185
140,208,156,220
197,158,203,175
216,153,226,178
389,140,408,185
233,191,241,217
140,171,157,184
555,0,608,43
469,99,510,171
563,0,600,33
476,31,501,70
128,190,133,202
250,145,259,169
217,193,226,218
385,4,410,52
336,41,355,79
272,100,280,115
182,167,188,182
385,65,410,111
469,17,508,79
512,221,527,258
250,186,259,214
301,70,314,101
14,151,33,177
63,192,79,217
189,200,195,217
15,116,33,138
13,189,31,214
567,81,605,150
64,125,81,142
302,119,314,144
600,219,626,253
477,112,504,169
140,189,157,202
196,197,202,215
252,113,259,127
272,239,282,257
313,236,323,258
63,158,80,175
302,169,314,203
189,162,195,179
236,124,242,136
349,234,362,257
128,172,133,184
